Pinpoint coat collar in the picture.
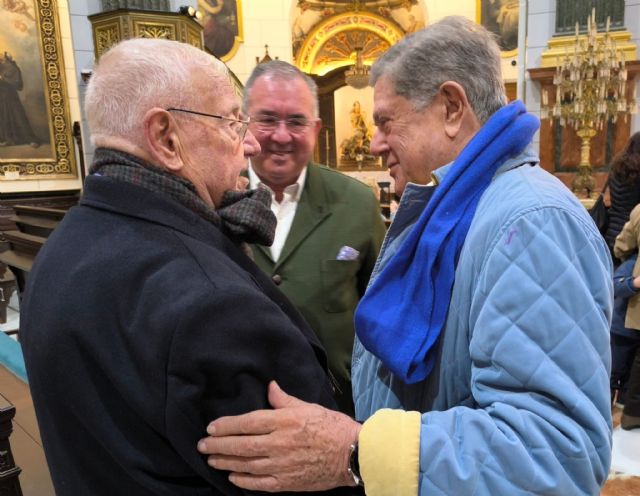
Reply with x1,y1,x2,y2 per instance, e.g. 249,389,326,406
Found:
81,175,225,247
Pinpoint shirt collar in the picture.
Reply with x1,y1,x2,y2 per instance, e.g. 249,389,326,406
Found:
248,162,307,202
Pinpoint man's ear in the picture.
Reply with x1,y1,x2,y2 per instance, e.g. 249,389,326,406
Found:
143,108,185,173
312,116,323,139
439,81,472,140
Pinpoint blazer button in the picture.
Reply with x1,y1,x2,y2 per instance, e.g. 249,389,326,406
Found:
272,274,282,285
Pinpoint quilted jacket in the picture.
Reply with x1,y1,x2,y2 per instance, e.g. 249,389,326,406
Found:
352,148,613,495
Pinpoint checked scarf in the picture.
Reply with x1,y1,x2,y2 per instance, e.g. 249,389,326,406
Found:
90,148,276,247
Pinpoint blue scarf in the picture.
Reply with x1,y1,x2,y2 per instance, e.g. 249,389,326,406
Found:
354,100,539,384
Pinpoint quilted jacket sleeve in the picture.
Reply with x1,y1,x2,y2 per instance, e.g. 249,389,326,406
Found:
418,206,613,496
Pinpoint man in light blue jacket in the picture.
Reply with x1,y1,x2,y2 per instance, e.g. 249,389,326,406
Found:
197,16,613,496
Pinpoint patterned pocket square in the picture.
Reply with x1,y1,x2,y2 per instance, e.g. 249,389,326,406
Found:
336,246,360,261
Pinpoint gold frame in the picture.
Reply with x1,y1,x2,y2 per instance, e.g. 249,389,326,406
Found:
476,0,518,58
0,0,78,180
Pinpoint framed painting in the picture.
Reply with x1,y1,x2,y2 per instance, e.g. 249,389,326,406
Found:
476,0,519,56
0,0,77,179
198,0,244,62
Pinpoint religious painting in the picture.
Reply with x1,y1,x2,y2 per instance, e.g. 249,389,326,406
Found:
0,0,77,179
198,0,243,62
477,0,519,55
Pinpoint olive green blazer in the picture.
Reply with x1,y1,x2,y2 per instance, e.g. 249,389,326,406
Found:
251,163,386,414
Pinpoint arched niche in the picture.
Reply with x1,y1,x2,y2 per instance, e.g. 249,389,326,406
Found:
296,12,404,75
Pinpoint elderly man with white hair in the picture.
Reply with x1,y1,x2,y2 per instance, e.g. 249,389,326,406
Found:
21,38,355,496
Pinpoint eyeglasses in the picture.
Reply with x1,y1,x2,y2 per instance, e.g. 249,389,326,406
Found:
250,115,317,135
166,107,250,141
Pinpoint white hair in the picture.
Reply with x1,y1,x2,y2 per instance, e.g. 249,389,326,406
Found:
84,38,229,144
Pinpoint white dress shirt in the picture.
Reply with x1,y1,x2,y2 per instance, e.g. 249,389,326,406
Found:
248,164,307,262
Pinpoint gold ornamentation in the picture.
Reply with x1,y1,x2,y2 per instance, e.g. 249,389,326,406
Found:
541,9,638,196
296,11,403,75
89,10,204,60
0,0,78,179
95,25,121,54
138,24,174,39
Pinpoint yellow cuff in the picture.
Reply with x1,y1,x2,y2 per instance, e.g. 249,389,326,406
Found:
359,408,421,496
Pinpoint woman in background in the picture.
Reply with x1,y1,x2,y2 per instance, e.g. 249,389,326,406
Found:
605,132,640,258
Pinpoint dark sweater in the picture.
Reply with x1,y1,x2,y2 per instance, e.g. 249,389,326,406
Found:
604,175,640,250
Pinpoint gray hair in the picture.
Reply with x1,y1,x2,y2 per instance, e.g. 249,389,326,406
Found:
370,16,506,123
242,60,319,118
84,38,228,144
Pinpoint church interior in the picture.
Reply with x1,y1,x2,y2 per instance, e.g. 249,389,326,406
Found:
0,0,640,494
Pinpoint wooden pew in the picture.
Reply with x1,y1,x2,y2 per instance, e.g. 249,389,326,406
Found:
0,192,78,328
9,206,65,238
0,393,23,496
0,206,67,301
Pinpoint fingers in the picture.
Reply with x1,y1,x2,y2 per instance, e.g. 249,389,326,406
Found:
268,381,328,411
267,380,306,409
198,434,272,457
206,409,277,437
206,453,272,474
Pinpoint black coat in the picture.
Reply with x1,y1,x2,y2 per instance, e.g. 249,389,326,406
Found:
21,175,348,496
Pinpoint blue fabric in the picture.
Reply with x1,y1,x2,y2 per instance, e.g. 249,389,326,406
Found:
612,255,640,338
354,101,539,383
0,330,27,382
352,154,613,495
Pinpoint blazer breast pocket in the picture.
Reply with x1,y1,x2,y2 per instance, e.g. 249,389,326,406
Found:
321,259,359,313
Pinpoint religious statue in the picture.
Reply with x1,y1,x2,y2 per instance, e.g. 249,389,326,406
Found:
340,101,375,167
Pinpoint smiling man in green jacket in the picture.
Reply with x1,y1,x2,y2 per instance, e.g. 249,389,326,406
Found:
245,61,385,415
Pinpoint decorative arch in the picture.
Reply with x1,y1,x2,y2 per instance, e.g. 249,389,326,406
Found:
296,11,404,75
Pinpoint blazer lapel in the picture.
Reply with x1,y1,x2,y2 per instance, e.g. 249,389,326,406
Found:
253,242,274,264
274,164,331,270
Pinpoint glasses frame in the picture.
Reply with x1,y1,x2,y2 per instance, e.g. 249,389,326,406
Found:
250,115,318,135
166,107,250,141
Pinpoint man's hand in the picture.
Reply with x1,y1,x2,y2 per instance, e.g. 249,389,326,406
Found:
197,381,361,492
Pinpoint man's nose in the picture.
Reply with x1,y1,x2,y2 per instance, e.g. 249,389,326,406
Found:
370,129,387,156
271,120,293,143
243,130,261,157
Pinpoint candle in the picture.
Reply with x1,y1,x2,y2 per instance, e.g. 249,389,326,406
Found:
542,89,548,106
576,21,579,38
606,16,610,33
